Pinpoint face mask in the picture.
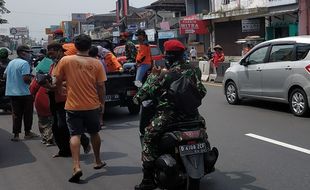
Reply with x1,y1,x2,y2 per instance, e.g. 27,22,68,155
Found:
164,54,175,69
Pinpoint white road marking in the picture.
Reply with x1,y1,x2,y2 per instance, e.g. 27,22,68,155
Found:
245,133,310,155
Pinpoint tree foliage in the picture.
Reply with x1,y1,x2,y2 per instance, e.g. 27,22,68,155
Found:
0,0,10,14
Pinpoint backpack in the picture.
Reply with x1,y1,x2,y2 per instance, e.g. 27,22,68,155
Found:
168,72,202,114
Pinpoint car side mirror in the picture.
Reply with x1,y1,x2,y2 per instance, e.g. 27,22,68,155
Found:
241,58,249,66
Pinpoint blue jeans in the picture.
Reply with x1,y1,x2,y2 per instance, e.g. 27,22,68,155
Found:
136,63,151,82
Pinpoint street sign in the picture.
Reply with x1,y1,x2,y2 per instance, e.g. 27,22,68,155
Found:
10,27,29,36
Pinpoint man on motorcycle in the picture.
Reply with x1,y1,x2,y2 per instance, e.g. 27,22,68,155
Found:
133,39,207,190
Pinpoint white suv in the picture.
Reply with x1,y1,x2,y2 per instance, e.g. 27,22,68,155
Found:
223,36,310,116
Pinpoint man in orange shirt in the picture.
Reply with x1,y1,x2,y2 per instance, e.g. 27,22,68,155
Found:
135,29,152,85
53,34,107,183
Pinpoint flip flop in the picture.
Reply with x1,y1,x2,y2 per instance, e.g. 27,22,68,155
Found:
93,162,107,170
68,169,83,183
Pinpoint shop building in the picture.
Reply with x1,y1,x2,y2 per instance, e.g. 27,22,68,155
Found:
203,0,298,56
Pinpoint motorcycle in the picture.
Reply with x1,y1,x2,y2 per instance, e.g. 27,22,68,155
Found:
152,119,218,190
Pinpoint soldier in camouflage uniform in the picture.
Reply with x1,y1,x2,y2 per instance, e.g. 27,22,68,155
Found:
120,32,137,63
133,39,207,190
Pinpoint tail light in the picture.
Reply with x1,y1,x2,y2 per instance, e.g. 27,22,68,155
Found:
305,65,310,73
126,90,137,96
187,140,197,145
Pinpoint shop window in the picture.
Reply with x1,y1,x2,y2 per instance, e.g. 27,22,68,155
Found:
222,0,236,5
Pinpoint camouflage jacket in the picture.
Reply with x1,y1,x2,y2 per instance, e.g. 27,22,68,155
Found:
134,61,207,113
125,40,137,63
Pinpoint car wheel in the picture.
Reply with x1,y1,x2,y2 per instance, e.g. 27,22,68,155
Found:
289,88,309,117
225,81,240,105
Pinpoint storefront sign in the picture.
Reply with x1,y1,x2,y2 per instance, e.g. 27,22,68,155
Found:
242,19,260,32
179,20,208,35
268,0,297,7
158,30,177,39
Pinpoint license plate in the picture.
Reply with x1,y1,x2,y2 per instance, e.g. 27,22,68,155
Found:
106,94,120,102
179,143,207,156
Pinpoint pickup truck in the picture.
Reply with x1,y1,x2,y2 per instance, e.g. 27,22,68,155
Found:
104,66,140,114
92,39,140,114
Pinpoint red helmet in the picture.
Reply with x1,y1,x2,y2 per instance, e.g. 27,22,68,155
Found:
164,39,185,52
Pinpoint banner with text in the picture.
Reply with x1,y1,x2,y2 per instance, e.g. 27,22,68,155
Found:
179,20,208,35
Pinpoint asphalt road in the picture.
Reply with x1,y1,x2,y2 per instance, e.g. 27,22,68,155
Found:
0,84,309,190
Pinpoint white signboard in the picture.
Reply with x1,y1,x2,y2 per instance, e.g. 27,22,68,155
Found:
145,29,156,42
158,31,176,39
268,0,297,7
81,24,95,33
242,19,260,32
10,27,29,36
113,31,120,37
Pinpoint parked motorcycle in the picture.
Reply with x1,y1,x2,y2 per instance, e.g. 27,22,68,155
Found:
153,120,218,190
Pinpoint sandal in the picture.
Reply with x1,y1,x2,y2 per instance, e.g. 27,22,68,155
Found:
11,135,20,142
93,162,107,170
68,168,83,183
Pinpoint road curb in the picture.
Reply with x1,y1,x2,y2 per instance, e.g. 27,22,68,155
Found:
203,82,223,87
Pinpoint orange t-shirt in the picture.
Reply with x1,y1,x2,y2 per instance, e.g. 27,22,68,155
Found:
136,44,152,64
62,43,77,56
53,55,107,111
105,53,122,73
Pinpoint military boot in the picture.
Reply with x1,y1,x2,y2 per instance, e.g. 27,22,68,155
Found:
134,161,156,190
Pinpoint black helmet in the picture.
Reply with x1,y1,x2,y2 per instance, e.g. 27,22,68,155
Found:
0,48,9,59
135,29,146,36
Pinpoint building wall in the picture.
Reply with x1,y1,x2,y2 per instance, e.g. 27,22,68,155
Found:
186,0,209,15
212,0,297,12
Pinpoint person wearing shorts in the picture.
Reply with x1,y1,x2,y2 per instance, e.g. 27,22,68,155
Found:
53,34,107,183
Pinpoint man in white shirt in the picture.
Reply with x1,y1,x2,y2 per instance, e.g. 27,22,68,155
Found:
189,47,197,61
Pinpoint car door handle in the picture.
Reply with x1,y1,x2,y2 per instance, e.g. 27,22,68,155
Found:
285,66,292,70
256,68,262,72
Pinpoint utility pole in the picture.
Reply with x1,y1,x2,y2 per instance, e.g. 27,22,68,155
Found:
299,0,310,35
